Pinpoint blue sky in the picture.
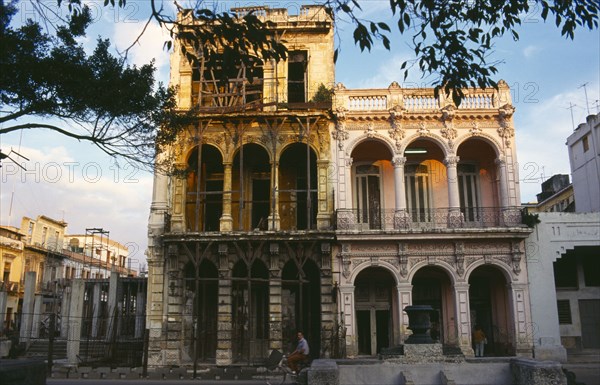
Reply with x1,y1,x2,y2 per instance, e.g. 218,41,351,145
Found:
1,0,598,269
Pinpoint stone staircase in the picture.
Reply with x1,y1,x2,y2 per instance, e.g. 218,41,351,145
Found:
26,339,67,359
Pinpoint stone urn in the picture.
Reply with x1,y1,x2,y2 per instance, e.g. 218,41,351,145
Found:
403,305,434,344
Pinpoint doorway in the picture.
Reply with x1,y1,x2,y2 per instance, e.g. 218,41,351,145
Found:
355,165,382,229
354,267,395,355
252,179,270,229
469,265,514,356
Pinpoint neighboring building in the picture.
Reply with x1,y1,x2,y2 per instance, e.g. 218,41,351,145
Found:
147,5,533,368
20,215,68,291
0,215,137,336
523,174,574,213
525,212,600,362
0,226,25,333
566,113,600,213
64,233,133,279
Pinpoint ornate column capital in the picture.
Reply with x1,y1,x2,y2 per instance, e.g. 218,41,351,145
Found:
444,155,460,167
392,156,407,168
495,155,507,166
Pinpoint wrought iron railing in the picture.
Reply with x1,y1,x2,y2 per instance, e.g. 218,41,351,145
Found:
335,207,524,230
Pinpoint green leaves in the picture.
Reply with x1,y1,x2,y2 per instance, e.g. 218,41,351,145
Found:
0,2,184,168
331,0,598,104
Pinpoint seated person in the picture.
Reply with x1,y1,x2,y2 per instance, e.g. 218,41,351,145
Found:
287,331,309,373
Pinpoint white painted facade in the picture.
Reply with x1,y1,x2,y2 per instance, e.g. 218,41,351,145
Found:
566,113,600,213
525,212,600,362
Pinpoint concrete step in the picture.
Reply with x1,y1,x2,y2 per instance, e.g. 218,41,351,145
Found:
567,349,600,364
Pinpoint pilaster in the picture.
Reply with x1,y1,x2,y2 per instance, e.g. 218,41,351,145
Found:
220,162,234,231
216,252,233,366
453,283,474,356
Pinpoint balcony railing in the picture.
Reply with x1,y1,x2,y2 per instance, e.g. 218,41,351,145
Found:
334,83,511,112
335,207,524,231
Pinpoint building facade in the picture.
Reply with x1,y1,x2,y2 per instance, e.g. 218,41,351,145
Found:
567,113,600,213
147,5,533,368
0,226,25,333
525,212,600,362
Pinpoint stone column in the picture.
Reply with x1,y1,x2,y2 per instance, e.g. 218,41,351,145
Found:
268,161,281,230
510,283,534,357
444,155,463,227
495,156,516,225
105,272,120,343
339,285,356,357
164,261,182,365
335,158,356,230
220,162,234,231
20,271,36,342
134,281,146,339
320,246,334,357
392,156,409,229
170,163,186,232
91,282,102,337
67,279,85,364
452,283,474,356
146,258,166,367
316,160,331,230
0,291,6,333
397,283,412,343
60,284,71,338
496,156,509,208
31,294,43,338
216,254,233,366
268,266,282,352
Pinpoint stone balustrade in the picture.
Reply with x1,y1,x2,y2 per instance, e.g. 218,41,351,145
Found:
334,81,511,112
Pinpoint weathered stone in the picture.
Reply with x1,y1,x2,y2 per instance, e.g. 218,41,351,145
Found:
306,359,339,385
511,358,566,385
402,343,444,363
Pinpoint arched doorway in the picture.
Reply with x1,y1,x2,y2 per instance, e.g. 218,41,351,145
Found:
186,145,224,232
456,138,499,224
281,258,321,356
232,143,271,231
403,139,447,224
231,259,269,362
469,265,514,356
350,139,393,230
354,267,396,355
411,266,457,345
183,259,218,363
279,143,318,230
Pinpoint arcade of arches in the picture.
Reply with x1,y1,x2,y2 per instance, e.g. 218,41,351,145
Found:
335,238,532,358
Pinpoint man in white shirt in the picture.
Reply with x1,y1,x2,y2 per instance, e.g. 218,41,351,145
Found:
287,331,309,373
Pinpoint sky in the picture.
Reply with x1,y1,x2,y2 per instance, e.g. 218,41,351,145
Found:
1,0,599,271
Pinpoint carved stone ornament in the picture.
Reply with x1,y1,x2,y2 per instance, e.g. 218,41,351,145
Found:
440,105,457,143
417,122,430,136
469,121,482,136
341,254,351,278
332,107,350,150
364,123,376,138
454,241,465,277
498,104,516,146
388,106,406,151
511,242,523,275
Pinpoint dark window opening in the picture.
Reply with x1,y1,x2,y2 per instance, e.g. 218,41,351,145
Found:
288,51,307,103
554,254,578,288
557,300,572,324
582,248,600,287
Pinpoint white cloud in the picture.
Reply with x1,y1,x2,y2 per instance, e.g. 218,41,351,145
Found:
1,143,152,270
523,45,542,59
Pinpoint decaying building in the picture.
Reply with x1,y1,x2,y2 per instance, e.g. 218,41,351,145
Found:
147,5,533,368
